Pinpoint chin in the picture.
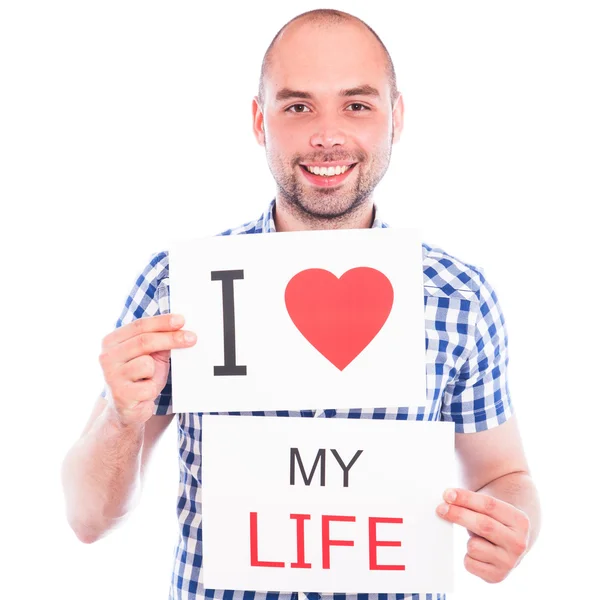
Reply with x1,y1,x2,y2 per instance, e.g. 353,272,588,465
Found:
298,198,361,220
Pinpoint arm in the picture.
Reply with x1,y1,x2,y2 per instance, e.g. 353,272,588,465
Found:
435,268,540,582
436,415,541,583
61,312,195,544
457,414,541,551
61,393,174,543
475,470,540,547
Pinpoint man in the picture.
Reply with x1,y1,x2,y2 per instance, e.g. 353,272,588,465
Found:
61,8,541,600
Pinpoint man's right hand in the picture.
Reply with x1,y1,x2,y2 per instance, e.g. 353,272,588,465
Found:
99,314,196,427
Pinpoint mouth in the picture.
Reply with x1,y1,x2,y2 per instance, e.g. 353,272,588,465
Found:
299,163,358,188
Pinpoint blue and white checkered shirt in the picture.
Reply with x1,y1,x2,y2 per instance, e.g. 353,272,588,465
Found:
102,198,514,600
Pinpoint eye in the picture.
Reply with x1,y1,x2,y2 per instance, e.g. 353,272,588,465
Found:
347,103,370,111
286,104,310,113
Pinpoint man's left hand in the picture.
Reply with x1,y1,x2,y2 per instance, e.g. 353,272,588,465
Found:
436,488,531,584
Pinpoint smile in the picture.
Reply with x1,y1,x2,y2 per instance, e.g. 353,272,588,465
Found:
303,164,353,176
299,163,358,188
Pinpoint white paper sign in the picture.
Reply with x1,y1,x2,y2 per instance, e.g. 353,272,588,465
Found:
169,228,425,413
202,415,455,594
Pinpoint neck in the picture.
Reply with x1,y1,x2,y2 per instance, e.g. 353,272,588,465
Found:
273,196,375,232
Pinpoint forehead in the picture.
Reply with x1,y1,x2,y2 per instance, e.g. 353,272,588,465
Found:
264,21,390,100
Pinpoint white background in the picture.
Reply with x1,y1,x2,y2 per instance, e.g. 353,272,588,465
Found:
1,1,598,599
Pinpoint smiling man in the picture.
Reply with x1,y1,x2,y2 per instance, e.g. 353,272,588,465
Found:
254,11,402,230
62,8,541,600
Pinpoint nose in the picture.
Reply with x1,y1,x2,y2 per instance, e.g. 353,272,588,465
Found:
309,123,347,149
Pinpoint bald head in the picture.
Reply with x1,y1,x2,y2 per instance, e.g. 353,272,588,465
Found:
257,9,399,107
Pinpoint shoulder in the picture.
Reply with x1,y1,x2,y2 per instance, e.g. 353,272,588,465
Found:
421,242,507,338
114,250,170,326
216,218,265,236
421,241,488,301
132,250,170,294
216,207,269,237
143,215,264,277
145,249,170,278
380,220,488,301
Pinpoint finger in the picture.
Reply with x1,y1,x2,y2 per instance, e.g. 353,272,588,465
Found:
467,534,516,571
437,503,518,549
102,314,185,350
443,488,524,530
103,328,197,368
119,378,160,407
120,354,155,383
114,391,158,422
464,554,506,584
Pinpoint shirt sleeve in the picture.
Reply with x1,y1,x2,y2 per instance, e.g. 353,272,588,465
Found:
441,269,514,433
100,250,173,416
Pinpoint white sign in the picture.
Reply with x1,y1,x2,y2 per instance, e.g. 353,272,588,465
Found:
202,415,455,594
169,228,425,413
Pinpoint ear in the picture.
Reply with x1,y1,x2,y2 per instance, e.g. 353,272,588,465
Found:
252,97,265,146
391,93,404,145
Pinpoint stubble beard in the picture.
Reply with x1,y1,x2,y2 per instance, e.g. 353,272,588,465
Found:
265,131,393,227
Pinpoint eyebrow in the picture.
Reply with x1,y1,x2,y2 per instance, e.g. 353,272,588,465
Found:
275,84,381,102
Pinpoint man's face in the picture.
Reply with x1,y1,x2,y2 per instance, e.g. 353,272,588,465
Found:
253,20,403,222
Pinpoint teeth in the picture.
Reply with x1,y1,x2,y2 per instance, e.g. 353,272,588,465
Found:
307,165,351,176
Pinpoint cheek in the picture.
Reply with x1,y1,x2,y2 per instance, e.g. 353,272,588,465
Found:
352,122,390,155
268,119,300,143
266,133,296,161
366,132,392,160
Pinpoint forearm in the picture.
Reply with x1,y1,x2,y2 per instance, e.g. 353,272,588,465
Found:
61,404,145,543
476,471,541,552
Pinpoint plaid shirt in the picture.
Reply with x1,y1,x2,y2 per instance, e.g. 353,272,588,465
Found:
102,198,513,600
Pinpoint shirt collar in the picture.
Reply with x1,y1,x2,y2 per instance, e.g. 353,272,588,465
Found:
258,198,388,232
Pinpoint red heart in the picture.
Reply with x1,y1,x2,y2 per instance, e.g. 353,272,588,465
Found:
284,267,394,371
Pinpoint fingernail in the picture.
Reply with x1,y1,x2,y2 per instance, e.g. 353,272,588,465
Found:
444,489,457,502
437,503,449,516
171,314,184,327
184,331,196,343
